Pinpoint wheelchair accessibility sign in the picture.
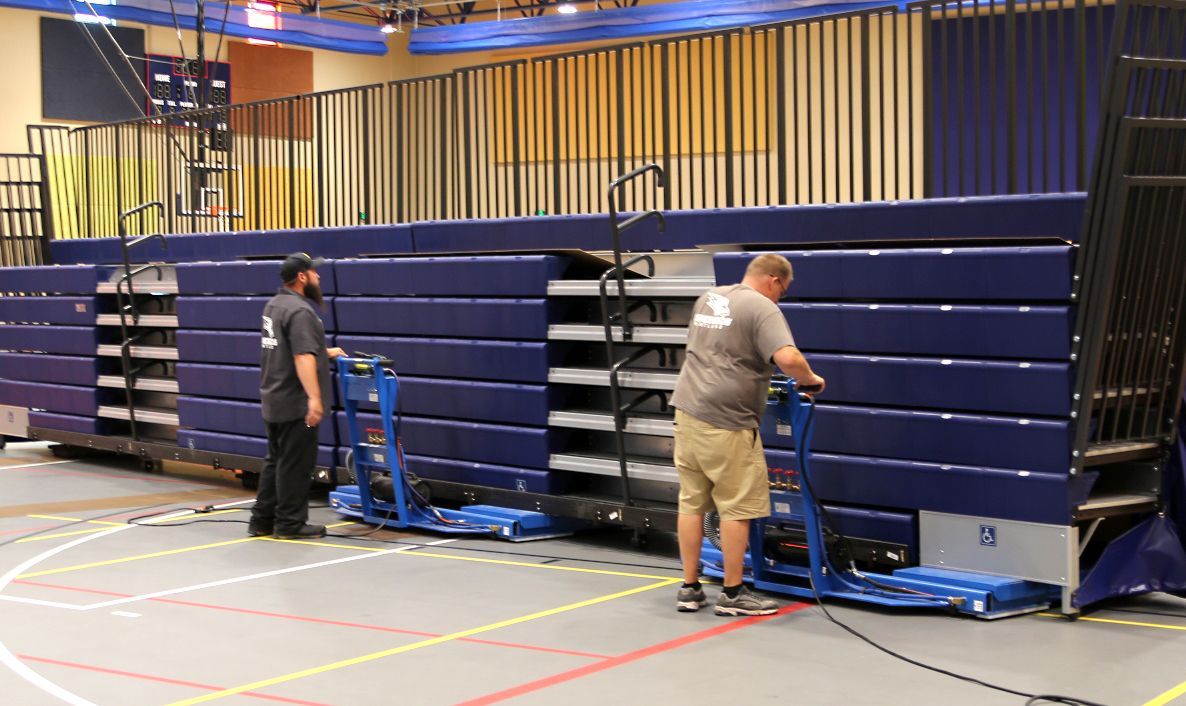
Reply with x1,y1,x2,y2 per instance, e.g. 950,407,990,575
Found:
980,525,997,547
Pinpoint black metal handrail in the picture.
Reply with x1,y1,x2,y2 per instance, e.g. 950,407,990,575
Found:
115,201,166,441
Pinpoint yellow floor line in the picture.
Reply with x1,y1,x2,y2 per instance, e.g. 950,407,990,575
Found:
260,537,389,553
16,526,114,543
16,538,258,579
145,509,243,523
1143,679,1186,706
162,577,680,706
324,521,358,529
1038,612,1186,632
26,514,123,527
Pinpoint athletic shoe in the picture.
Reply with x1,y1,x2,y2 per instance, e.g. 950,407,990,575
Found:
273,524,327,539
714,586,778,616
676,585,708,612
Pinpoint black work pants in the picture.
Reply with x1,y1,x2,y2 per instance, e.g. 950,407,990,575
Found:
250,418,318,532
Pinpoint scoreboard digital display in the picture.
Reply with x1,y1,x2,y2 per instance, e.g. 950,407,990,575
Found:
145,54,232,115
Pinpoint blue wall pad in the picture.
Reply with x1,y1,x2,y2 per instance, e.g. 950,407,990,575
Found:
0,265,107,294
176,363,261,401
404,454,567,494
178,397,335,445
712,245,1074,301
336,336,552,383
177,429,336,468
358,377,551,426
177,260,338,295
820,505,917,553
333,255,569,296
0,297,102,325
663,193,1087,248
334,298,550,339
412,214,617,253
176,330,263,365
765,448,1072,524
176,296,336,331
761,404,1071,474
0,353,99,387
786,303,1072,360
0,380,108,416
808,354,1072,417
338,412,553,469
28,411,115,436
0,325,98,355
50,224,413,265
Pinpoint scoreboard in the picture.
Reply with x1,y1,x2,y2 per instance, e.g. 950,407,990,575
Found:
145,54,232,115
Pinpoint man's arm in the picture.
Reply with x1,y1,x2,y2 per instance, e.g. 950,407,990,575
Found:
772,345,826,393
294,353,323,426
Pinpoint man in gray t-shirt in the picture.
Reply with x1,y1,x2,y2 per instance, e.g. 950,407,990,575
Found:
249,253,345,540
670,253,825,616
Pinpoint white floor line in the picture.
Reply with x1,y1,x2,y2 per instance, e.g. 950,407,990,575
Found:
0,595,88,611
0,460,76,472
0,506,206,706
81,545,413,611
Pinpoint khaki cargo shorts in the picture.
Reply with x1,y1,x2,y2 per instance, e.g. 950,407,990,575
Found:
673,409,770,521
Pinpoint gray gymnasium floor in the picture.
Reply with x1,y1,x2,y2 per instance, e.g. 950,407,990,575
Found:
1,441,1185,706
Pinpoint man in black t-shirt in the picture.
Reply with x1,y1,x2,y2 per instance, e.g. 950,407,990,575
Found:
249,253,345,540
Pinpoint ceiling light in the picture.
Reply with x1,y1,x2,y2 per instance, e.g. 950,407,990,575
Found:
380,9,401,33
557,0,578,14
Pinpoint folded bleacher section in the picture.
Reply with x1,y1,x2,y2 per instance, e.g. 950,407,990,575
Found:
174,260,339,470
0,265,117,436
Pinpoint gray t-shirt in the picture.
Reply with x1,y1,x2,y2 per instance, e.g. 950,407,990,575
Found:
671,284,796,430
259,287,331,424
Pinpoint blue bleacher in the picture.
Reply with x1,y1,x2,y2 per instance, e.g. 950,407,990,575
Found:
176,330,266,366
177,260,339,295
361,377,551,426
176,296,336,331
712,245,1074,301
786,303,1073,360
405,454,566,494
335,336,553,383
333,255,569,296
177,397,335,445
0,297,102,326
0,264,109,294
0,380,109,416
0,325,99,355
28,411,116,436
176,363,261,401
0,353,100,387
334,298,551,340
177,429,336,469
823,506,918,556
338,412,554,469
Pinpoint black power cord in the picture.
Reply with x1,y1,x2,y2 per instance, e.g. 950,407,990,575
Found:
792,397,1108,706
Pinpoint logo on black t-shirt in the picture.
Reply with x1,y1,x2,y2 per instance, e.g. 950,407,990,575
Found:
261,315,278,349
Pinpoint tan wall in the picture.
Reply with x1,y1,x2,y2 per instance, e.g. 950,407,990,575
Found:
0,7,398,154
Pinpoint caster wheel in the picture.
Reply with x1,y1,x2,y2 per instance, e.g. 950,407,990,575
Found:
630,529,650,550
240,471,260,490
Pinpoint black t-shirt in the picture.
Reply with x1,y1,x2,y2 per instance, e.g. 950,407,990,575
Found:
259,287,330,423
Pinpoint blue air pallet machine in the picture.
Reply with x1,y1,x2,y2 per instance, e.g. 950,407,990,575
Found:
329,356,580,541
700,380,1059,619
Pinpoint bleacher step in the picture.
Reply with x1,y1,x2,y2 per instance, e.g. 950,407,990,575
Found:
97,344,179,360
548,452,678,482
547,324,688,344
97,375,179,393
96,314,179,327
549,410,674,436
97,405,180,425
548,366,679,390
547,277,714,297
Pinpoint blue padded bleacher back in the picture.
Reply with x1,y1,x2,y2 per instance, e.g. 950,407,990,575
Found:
28,411,115,436
823,506,917,553
786,303,1072,359
334,298,550,339
0,265,108,294
336,336,552,383
404,454,566,494
712,246,1074,301
761,403,1070,474
178,397,335,445
663,193,1087,249
360,377,551,426
176,363,261,401
176,330,263,366
764,448,1072,524
333,255,569,296
0,380,107,416
0,353,99,387
808,354,1071,417
0,325,99,355
338,412,553,469
0,297,102,326
176,260,338,295
176,296,336,331
177,429,336,468
412,215,614,253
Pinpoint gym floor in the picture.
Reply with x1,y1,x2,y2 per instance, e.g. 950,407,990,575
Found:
1,442,1184,706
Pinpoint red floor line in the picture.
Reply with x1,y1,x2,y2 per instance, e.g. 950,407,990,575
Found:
18,654,332,706
14,579,612,660
0,523,60,537
454,602,813,706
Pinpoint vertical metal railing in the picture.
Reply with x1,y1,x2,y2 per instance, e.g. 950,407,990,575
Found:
0,153,50,267
1069,0,1186,469
32,0,1115,239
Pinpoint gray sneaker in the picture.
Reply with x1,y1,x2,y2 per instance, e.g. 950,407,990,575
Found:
714,586,778,616
676,585,708,612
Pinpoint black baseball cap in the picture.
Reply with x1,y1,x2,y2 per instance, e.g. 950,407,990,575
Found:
280,252,325,283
